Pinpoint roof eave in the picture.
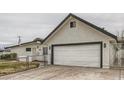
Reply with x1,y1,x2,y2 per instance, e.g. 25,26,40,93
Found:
38,13,118,44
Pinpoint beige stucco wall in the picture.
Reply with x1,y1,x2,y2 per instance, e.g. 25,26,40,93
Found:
43,16,116,68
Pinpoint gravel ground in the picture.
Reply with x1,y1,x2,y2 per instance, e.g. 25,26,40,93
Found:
0,65,122,80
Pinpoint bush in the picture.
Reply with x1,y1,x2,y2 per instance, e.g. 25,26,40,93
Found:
0,53,17,60
10,53,17,59
0,62,40,76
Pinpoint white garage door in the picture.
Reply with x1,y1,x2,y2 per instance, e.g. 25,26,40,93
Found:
53,44,101,67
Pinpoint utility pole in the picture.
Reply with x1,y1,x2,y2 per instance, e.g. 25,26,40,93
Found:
17,36,22,45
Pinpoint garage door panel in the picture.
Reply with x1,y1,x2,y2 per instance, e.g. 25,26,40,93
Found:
55,61,100,67
55,49,99,52
54,56,99,61
69,61,99,66
53,44,101,67
54,53,99,57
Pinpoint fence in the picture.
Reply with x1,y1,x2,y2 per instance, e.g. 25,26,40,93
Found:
17,55,48,66
110,43,124,68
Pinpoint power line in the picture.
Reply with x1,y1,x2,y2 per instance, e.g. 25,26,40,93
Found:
17,36,22,45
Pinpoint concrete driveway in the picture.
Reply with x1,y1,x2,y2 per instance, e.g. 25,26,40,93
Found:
0,65,123,80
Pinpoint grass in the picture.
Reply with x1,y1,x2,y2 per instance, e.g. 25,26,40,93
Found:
0,60,40,76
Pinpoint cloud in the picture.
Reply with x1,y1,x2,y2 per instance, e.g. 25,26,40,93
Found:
0,42,12,44
76,13,124,33
0,13,124,44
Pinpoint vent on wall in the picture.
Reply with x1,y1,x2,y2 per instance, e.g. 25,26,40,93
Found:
70,21,76,28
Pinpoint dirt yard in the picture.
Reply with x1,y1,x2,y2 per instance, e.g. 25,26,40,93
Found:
0,60,40,76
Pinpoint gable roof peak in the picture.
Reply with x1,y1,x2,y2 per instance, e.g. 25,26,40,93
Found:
42,13,117,43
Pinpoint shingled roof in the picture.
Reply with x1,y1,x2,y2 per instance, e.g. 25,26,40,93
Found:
6,38,43,49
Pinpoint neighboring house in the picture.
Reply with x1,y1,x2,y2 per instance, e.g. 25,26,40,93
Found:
0,49,11,55
42,13,117,68
2,49,11,55
6,38,43,62
0,50,3,55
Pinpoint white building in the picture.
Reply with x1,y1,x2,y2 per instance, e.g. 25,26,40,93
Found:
42,13,117,68
6,38,44,62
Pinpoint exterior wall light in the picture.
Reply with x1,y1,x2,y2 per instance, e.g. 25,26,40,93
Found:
104,43,106,48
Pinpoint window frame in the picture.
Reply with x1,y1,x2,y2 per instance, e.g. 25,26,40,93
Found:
70,21,76,28
26,48,31,52
43,47,48,55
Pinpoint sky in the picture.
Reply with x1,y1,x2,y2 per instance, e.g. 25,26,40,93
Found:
0,13,124,45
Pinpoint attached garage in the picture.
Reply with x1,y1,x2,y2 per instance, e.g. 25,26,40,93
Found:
42,13,117,68
52,42,102,68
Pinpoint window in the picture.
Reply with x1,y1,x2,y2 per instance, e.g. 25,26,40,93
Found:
121,44,124,49
43,47,48,55
70,21,76,28
26,48,31,52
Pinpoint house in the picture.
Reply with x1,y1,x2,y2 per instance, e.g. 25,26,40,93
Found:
0,50,3,55
0,49,11,55
6,38,43,62
2,49,11,54
42,13,117,68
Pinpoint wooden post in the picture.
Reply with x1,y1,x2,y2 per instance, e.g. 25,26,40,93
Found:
26,56,29,69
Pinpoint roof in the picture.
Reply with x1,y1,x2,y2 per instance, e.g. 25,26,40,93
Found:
33,38,43,42
6,38,43,49
42,13,117,43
